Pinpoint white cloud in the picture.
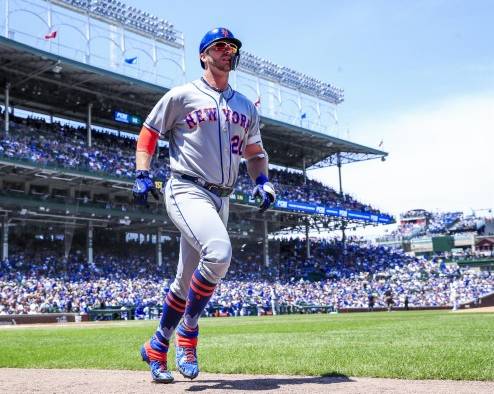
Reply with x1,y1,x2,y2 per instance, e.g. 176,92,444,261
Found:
309,92,494,217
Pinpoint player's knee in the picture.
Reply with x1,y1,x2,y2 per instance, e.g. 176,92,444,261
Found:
200,238,232,280
203,238,232,265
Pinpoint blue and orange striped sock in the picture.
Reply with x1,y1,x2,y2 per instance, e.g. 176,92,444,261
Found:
144,334,169,363
176,321,199,348
155,290,186,342
182,269,216,329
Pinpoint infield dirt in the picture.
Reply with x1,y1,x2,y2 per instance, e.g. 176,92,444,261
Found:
1,368,494,394
455,306,494,313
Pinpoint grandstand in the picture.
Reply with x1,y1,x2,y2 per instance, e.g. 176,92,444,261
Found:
0,28,393,268
377,208,493,254
2,234,493,317
5,1,491,320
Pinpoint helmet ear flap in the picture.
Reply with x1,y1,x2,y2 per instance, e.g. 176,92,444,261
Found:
200,51,240,70
231,52,241,70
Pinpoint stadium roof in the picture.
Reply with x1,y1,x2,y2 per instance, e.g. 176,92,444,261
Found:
0,36,387,170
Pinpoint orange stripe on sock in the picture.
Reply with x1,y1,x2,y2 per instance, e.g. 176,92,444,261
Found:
192,274,216,291
190,282,214,297
176,335,198,348
165,297,186,313
145,343,167,362
167,292,186,310
168,291,186,306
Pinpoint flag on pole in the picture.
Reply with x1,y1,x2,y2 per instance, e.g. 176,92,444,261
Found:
124,56,138,65
301,113,307,119
44,31,57,40
254,97,261,108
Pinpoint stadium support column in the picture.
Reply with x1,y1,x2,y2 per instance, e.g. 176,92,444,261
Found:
337,152,346,245
305,219,311,259
87,222,93,266
302,157,307,185
87,103,92,147
4,82,10,135
2,216,8,261
263,219,269,267
156,228,163,267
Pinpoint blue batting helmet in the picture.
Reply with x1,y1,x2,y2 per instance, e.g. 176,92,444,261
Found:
199,27,242,70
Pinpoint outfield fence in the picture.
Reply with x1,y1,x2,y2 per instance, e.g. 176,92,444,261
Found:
3,299,491,325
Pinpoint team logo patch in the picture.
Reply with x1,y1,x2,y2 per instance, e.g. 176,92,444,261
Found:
221,28,229,37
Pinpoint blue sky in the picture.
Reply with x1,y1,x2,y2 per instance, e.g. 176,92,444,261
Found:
125,0,493,124
120,0,493,219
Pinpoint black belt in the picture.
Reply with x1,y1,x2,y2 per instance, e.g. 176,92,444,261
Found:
177,174,234,197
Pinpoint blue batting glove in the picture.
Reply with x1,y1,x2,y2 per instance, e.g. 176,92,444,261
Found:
132,170,160,206
252,173,276,213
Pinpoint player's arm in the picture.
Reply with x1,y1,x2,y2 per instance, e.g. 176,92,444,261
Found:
244,143,268,181
133,126,160,204
136,90,176,171
135,125,159,171
245,143,275,212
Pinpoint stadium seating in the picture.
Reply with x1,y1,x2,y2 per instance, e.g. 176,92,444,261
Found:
381,210,487,242
0,115,383,215
1,239,492,315
2,116,491,317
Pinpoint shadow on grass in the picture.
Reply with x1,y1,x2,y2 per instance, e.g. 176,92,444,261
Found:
185,373,352,391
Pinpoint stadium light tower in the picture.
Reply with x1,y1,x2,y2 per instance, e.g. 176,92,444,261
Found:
238,52,344,104
50,0,183,47
2,0,186,87
236,51,344,135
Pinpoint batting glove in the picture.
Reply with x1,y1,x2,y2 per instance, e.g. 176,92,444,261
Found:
252,173,276,213
132,170,160,206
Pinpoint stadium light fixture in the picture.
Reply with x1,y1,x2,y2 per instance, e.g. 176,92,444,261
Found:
238,52,344,104
52,0,183,47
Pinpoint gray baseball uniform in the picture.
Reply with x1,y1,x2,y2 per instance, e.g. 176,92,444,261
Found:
144,77,263,300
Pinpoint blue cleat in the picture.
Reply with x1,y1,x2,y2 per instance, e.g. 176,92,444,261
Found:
175,337,199,380
140,337,174,383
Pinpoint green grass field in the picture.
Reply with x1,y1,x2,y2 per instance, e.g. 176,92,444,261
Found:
1,311,493,380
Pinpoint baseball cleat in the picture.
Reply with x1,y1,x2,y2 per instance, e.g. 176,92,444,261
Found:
175,341,199,380
140,340,174,383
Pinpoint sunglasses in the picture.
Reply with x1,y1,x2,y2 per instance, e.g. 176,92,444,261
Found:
209,41,238,54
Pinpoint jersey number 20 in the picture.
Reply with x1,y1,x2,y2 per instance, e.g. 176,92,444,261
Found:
230,135,244,156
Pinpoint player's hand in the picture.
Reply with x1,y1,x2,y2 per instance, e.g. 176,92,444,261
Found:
252,176,276,213
132,170,160,206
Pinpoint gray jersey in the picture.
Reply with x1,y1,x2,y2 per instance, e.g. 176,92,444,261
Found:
144,78,262,187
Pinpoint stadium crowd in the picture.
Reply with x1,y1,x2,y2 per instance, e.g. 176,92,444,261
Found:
0,115,383,214
1,239,492,316
0,115,491,318
379,209,489,242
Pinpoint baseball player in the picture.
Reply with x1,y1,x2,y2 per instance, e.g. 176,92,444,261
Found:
133,27,276,383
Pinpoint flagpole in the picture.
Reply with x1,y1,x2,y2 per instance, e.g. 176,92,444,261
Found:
5,0,9,38
47,0,53,53
298,89,302,127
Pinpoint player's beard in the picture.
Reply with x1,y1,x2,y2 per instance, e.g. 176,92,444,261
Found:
211,56,232,73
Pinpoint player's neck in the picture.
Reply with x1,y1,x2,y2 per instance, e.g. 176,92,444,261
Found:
202,71,229,92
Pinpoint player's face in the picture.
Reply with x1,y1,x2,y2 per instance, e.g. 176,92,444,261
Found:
204,41,237,72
